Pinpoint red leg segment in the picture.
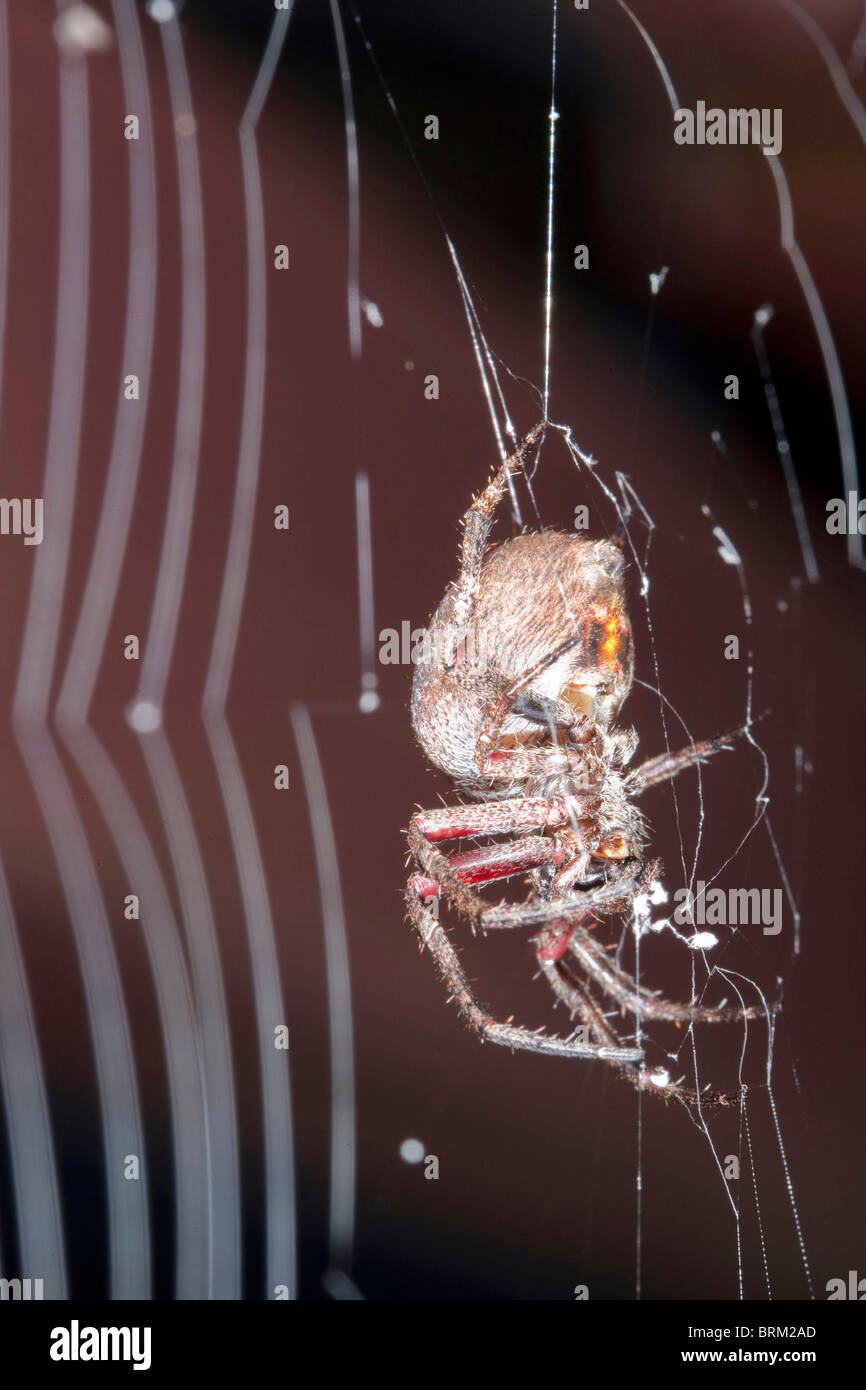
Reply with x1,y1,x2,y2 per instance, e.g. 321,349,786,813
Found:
412,794,582,843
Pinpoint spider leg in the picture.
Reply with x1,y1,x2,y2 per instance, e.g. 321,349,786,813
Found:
567,923,769,1023
409,812,648,934
537,945,626,1053
508,861,766,1023
477,741,598,789
479,860,655,930
473,635,594,776
630,728,743,794
411,792,591,844
408,819,580,925
537,941,745,1107
450,422,545,637
405,880,643,1064
407,815,750,1102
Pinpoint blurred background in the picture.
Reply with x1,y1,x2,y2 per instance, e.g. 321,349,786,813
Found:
0,0,863,1300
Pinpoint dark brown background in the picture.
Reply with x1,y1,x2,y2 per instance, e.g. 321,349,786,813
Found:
0,0,863,1300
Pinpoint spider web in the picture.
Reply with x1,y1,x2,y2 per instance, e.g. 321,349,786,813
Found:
329,0,834,1302
3,0,855,1310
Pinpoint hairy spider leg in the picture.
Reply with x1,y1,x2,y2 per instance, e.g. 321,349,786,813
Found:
411,791,593,843
405,881,644,1064
630,729,743,794
409,813,655,945
407,738,765,1101
475,861,653,929
473,629,594,777
408,818,579,925
565,925,768,1024
449,421,546,640
536,947,741,1107
416,830,762,1023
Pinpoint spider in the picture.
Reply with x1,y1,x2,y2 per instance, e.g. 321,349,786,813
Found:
406,421,765,1106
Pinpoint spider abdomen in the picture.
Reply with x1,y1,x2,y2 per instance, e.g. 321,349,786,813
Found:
411,529,635,787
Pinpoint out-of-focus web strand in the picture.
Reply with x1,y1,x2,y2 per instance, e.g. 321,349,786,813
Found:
751,307,819,587
617,0,860,572
0,0,68,1302
345,0,524,519
330,0,382,711
12,20,151,1300
291,707,361,1300
203,1,298,1300
287,1,367,1301
765,154,862,571
615,0,812,1299
53,0,211,1302
135,10,242,1301
848,3,866,77
776,0,866,143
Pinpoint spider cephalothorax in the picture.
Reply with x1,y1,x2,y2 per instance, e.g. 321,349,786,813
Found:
406,423,762,1106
